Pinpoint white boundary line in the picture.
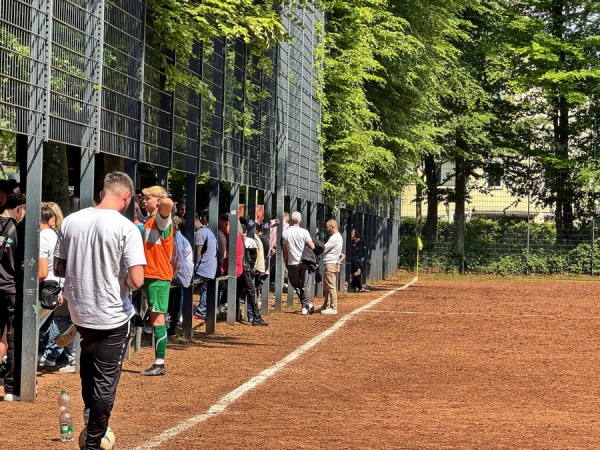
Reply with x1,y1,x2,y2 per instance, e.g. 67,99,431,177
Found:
130,276,418,450
365,310,600,320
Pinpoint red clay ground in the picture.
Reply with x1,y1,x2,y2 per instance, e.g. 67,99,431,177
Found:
2,273,600,449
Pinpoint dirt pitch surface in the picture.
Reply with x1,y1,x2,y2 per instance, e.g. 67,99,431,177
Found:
3,274,600,449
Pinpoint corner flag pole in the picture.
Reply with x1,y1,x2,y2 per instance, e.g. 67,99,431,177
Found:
416,236,423,276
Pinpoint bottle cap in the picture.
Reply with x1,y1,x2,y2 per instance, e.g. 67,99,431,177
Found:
61,389,66,394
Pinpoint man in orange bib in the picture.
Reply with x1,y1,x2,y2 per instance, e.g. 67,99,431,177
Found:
140,186,174,376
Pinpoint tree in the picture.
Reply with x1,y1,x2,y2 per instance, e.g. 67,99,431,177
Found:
490,0,600,245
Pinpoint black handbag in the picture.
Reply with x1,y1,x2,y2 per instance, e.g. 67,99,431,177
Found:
39,280,62,310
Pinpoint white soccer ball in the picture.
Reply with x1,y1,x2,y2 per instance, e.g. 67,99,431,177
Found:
78,426,116,450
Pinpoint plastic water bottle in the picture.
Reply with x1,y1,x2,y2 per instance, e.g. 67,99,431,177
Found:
58,390,73,442
58,389,70,410
343,282,348,294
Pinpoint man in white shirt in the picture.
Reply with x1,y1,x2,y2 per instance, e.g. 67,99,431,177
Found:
55,171,146,449
320,220,345,314
282,211,315,315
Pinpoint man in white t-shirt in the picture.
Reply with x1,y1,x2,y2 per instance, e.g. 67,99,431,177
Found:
282,211,315,315
55,171,146,449
320,219,345,314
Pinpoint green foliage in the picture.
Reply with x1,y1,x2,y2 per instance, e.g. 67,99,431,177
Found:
320,0,480,206
320,0,405,205
567,242,600,275
0,131,16,162
146,0,285,96
0,27,31,132
487,0,600,242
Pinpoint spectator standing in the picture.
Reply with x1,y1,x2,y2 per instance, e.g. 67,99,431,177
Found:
217,213,243,312
174,199,186,226
0,192,26,401
238,224,267,326
350,232,369,292
193,209,217,321
140,185,174,376
167,215,194,336
0,180,13,214
320,220,345,314
282,211,315,315
135,189,146,217
38,203,76,372
46,201,64,231
253,221,270,296
54,171,145,448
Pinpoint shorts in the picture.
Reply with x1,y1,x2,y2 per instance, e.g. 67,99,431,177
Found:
145,279,171,314
0,291,15,336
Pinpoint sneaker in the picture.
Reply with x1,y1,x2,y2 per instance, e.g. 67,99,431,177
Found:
192,312,206,320
321,309,338,315
358,288,370,292
308,304,315,315
38,356,56,367
3,393,20,401
140,364,166,376
142,326,153,334
58,362,76,373
251,318,268,326
301,307,308,315
56,324,77,347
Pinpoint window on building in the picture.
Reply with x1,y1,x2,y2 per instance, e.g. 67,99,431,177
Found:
486,162,503,189
437,163,455,187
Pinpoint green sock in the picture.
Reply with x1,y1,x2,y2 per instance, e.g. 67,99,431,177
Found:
154,325,167,360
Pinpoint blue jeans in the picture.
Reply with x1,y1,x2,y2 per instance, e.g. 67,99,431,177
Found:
39,315,76,364
194,276,211,317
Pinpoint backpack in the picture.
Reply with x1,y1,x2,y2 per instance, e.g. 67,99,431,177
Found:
0,219,16,263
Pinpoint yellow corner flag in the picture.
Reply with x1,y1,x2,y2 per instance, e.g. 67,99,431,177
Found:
417,236,423,251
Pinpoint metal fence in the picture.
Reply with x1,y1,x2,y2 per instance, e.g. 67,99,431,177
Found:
399,169,600,275
1,0,402,400
1,0,400,281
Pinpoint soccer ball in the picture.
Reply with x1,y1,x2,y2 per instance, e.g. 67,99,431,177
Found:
78,426,116,450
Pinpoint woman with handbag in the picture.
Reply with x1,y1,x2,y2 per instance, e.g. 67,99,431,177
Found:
37,203,76,373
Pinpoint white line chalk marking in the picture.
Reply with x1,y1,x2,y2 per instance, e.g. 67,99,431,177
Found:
130,277,418,450
365,310,600,320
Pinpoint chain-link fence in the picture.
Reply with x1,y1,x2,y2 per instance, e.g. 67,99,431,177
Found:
399,157,600,275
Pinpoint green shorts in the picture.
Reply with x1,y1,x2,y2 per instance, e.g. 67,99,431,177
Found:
145,279,171,314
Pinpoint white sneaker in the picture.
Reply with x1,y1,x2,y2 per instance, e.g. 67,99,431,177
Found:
301,307,308,315
58,362,76,373
38,356,56,367
308,304,315,314
321,309,338,315
3,394,20,401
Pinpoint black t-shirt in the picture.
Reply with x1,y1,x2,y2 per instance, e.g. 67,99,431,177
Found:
217,229,227,267
0,217,24,294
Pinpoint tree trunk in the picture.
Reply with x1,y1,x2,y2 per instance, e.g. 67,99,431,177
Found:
550,0,574,247
422,154,438,251
453,141,468,273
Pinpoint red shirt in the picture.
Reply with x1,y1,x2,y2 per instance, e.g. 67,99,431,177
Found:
222,232,244,278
